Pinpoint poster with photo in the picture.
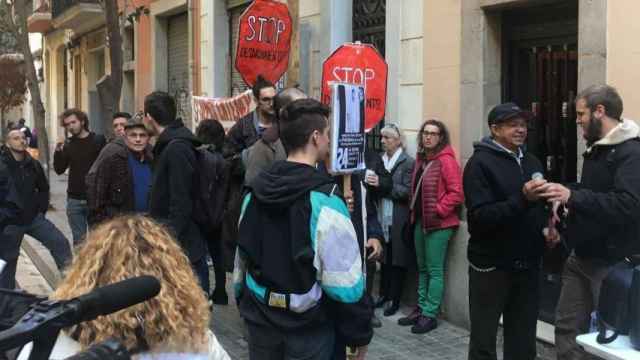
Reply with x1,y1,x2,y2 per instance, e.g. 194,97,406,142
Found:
329,82,366,173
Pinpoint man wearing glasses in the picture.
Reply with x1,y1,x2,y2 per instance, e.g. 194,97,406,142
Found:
89,117,153,224
224,75,278,158
222,76,278,284
463,103,549,360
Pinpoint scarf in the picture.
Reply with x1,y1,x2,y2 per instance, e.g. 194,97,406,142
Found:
379,148,403,242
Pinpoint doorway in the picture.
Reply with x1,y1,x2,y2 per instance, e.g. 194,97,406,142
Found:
502,0,578,324
353,0,385,152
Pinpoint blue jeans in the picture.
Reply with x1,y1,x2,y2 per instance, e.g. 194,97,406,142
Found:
66,198,88,245
0,214,72,289
192,257,210,294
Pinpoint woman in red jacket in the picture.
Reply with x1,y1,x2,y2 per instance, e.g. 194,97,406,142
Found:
398,119,463,334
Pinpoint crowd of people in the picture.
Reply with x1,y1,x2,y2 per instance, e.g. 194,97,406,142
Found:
0,80,638,360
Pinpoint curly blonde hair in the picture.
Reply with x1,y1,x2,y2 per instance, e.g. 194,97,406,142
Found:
52,215,210,353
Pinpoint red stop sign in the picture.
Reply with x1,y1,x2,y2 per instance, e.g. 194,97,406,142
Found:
321,43,388,132
235,0,292,87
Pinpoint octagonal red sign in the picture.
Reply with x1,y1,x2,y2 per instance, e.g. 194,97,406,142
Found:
321,42,388,132
235,0,292,87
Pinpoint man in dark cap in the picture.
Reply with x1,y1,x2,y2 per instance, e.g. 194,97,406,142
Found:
463,103,550,360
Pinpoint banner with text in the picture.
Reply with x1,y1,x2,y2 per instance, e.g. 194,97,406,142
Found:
330,82,366,174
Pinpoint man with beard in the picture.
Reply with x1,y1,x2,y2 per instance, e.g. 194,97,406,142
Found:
540,85,640,360
53,109,106,244
1,127,71,288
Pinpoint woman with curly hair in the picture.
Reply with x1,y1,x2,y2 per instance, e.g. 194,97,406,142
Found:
18,215,230,360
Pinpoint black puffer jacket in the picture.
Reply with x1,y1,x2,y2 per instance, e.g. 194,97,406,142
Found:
0,146,48,225
149,120,206,262
567,119,640,263
463,138,546,270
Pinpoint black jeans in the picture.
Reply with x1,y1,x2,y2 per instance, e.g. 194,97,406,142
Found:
380,238,406,303
468,266,539,360
205,226,226,293
247,321,335,360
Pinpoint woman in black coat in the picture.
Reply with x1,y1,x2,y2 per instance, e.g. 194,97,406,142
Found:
374,124,415,316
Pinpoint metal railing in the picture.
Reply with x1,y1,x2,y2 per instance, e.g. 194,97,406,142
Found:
52,0,99,19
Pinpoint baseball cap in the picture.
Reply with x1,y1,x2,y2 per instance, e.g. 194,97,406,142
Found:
124,117,149,132
488,103,533,126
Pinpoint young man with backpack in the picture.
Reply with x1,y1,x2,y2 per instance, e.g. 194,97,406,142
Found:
53,109,106,244
195,119,229,304
89,118,153,224
234,99,373,360
143,91,209,293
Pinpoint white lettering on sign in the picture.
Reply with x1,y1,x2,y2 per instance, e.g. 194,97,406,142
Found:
331,67,375,88
245,15,286,44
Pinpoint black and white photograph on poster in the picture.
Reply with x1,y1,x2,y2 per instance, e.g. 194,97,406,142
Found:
330,82,366,173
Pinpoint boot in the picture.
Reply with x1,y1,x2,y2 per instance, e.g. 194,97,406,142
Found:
371,314,382,328
411,315,437,334
374,296,389,309
210,287,229,305
398,306,421,326
383,300,400,317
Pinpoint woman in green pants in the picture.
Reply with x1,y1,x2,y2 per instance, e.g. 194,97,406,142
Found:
398,119,463,334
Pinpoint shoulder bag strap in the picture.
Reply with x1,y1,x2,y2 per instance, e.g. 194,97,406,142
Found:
410,161,434,211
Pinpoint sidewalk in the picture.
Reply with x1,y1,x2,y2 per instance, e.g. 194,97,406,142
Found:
212,295,471,360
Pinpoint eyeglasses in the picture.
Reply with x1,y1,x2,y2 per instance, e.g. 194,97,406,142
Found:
422,131,440,137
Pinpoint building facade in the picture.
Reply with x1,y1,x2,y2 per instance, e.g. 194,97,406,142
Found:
30,0,640,340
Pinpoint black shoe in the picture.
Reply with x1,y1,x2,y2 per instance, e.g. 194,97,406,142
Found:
383,302,400,317
398,306,421,326
374,296,389,309
210,288,229,305
411,315,437,334
371,315,382,328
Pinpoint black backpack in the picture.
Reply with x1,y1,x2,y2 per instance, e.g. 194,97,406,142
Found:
192,145,228,231
596,256,640,344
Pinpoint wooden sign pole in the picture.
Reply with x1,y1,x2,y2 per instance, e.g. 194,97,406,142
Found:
343,174,353,212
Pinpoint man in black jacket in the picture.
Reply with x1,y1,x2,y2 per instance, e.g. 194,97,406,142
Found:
540,85,640,360
0,128,71,289
143,91,209,293
234,99,373,360
463,103,549,360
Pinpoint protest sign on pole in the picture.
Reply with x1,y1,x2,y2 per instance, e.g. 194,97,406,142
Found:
321,42,388,132
329,82,366,174
235,0,293,87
